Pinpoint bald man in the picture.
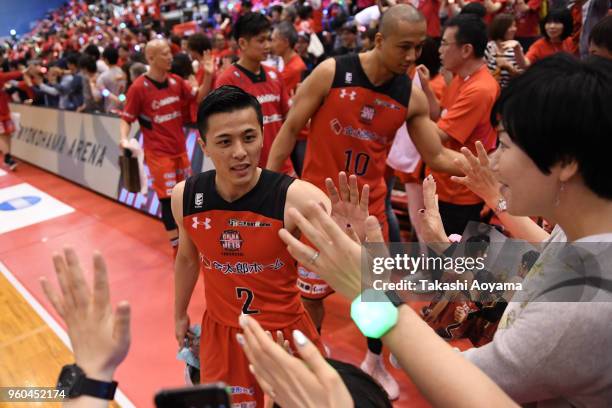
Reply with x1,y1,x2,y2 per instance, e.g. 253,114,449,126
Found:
266,5,463,399
120,40,212,256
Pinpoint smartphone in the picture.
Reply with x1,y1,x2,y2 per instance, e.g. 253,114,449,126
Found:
154,383,231,408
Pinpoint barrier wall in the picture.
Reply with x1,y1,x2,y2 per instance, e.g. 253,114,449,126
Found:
10,103,212,217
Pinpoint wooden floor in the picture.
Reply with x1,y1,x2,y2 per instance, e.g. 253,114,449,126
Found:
0,162,470,407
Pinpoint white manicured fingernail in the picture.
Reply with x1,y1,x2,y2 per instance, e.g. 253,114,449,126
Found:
239,314,249,328
236,333,245,346
293,329,308,347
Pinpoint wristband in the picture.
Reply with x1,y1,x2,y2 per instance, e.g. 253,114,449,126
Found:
351,289,402,339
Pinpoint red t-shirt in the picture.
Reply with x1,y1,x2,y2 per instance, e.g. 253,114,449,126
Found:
0,72,22,121
418,0,441,38
281,54,307,96
526,38,573,64
214,64,294,175
427,65,500,205
121,73,196,156
515,0,543,38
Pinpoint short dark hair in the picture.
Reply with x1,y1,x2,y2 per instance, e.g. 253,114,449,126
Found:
66,52,80,67
233,12,271,41
84,44,100,60
589,15,612,51
541,8,573,40
270,4,283,15
445,14,488,58
415,36,441,77
102,46,119,65
187,33,212,55
489,13,515,42
460,2,486,19
492,54,612,199
275,21,298,48
197,85,263,140
78,54,97,73
170,53,193,79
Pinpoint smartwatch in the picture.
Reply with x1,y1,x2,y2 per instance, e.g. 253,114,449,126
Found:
57,364,118,400
351,289,404,339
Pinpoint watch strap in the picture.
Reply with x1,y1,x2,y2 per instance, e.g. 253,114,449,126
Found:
79,377,118,400
384,290,404,307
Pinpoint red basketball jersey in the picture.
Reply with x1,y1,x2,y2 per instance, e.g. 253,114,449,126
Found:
214,64,295,175
182,169,305,328
302,54,411,218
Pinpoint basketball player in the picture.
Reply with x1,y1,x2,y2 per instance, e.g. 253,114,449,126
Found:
214,12,295,175
265,5,463,398
172,86,369,407
120,39,212,256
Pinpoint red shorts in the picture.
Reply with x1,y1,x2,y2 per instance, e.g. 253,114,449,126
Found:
298,212,389,300
145,151,191,199
200,311,323,407
0,119,15,135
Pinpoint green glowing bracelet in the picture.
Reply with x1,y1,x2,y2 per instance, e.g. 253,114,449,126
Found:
350,289,401,339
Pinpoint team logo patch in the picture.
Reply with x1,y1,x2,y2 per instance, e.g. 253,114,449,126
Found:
359,105,376,124
228,219,271,228
192,216,211,230
220,229,243,254
374,98,401,110
339,88,356,100
345,72,353,84
194,193,204,208
330,118,342,135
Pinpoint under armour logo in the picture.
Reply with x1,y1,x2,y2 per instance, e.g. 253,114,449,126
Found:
339,89,356,100
192,216,211,230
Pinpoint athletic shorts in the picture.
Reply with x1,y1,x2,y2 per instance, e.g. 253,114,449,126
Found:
298,212,390,300
200,310,323,407
145,151,191,199
0,119,15,135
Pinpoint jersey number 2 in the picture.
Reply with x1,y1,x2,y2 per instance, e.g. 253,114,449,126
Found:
236,287,259,315
344,150,370,176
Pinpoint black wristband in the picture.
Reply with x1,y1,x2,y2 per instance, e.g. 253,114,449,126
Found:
384,290,404,307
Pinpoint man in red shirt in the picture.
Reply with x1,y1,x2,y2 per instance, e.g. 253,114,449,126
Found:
120,39,211,256
271,21,307,95
0,48,24,171
214,12,295,175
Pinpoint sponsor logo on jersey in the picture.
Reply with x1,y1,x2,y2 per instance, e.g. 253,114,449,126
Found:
192,216,211,230
232,402,257,408
343,126,385,144
163,172,175,180
263,113,283,125
229,386,255,396
339,88,356,100
298,266,321,280
153,110,181,124
330,118,342,135
359,105,376,124
312,283,328,294
151,95,180,110
228,219,271,228
164,180,176,187
345,72,353,84
212,258,285,275
268,70,278,80
194,193,204,208
297,279,312,293
220,229,243,253
374,98,401,110
257,93,281,104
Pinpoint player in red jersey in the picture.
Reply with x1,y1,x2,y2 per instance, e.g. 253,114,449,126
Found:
214,12,295,176
172,86,369,407
120,39,212,256
0,48,26,171
266,5,464,399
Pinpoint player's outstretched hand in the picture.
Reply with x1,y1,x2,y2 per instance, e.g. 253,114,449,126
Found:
279,202,386,300
418,175,451,254
450,141,501,208
325,172,369,242
40,248,131,381
237,315,353,408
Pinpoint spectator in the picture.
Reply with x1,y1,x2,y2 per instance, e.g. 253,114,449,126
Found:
38,53,84,111
588,14,612,59
128,62,147,83
84,44,108,73
77,54,103,113
332,21,360,55
360,27,377,51
485,14,526,88
96,46,127,113
271,22,306,94
425,14,500,235
524,8,573,65
295,31,318,76
0,48,23,170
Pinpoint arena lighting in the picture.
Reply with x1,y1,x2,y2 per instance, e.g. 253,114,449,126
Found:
10,29,17,36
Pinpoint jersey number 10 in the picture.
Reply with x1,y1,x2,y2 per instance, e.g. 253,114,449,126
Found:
344,150,370,176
